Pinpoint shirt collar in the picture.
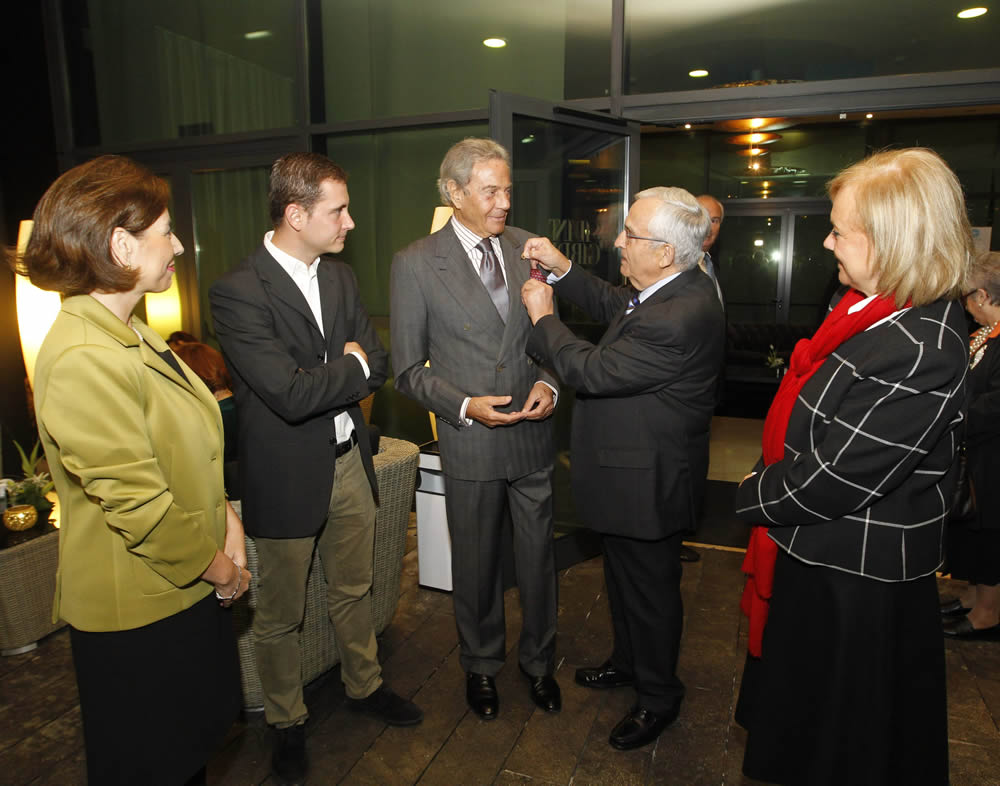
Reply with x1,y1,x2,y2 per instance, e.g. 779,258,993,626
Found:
264,230,319,282
636,269,683,304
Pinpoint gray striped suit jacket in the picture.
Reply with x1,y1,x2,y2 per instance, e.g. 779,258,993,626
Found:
390,225,556,481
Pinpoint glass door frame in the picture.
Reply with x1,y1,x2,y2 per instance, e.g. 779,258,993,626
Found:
724,197,831,323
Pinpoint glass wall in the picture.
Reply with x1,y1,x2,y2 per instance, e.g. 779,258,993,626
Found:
317,0,611,122
626,0,999,95
62,0,299,146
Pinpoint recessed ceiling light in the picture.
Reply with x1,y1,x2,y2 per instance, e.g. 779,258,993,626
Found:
688,69,709,78
749,118,766,129
866,112,874,119
483,37,507,48
957,7,987,18
754,239,764,247
244,30,272,40
684,123,692,129
521,134,535,144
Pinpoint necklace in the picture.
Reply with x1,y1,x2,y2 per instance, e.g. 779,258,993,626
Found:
969,321,999,368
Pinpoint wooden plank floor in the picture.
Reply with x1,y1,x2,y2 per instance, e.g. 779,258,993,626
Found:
2,522,999,785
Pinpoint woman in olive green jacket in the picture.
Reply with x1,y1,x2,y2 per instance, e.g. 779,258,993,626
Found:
20,155,250,786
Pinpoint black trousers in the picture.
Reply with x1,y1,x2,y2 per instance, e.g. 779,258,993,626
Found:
444,466,558,676
603,530,685,713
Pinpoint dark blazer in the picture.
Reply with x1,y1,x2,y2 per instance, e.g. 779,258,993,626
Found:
735,297,968,580
526,265,725,540
966,333,1000,531
210,243,388,538
390,225,556,481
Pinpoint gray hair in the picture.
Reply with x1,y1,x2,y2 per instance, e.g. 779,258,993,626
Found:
437,138,511,206
967,251,1000,306
633,186,710,270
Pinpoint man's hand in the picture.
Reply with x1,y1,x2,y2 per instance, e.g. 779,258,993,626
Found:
521,279,554,325
522,237,571,276
466,395,527,428
518,381,555,421
343,341,368,365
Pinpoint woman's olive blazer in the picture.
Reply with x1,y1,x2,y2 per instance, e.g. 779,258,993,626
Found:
34,295,226,632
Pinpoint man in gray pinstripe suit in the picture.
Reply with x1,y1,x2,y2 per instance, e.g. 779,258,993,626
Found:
390,138,560,720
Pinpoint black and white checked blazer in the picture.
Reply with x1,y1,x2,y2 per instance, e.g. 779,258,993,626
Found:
735,296,968,581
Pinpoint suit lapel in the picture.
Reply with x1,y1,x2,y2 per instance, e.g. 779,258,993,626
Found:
431,227,507,340
603,268,699,343
254,246,323,338
317,259,340,355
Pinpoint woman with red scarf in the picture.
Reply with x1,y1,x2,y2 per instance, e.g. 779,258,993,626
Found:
733,148,972,785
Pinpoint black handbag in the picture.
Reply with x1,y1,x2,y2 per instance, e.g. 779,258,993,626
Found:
951,442,977,520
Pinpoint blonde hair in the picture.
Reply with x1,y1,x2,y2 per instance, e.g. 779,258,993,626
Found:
828,148,973,308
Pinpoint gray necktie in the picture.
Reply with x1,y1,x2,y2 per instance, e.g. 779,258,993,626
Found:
702,251,724,307
477,238,508,322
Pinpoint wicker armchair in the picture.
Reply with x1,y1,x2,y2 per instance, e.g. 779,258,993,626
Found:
0,529,65,655
230,436,418,710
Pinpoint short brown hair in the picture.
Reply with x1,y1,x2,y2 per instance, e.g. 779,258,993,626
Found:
174,342,233,393
269,153,347,226
828,148,973,308
17,155,169,296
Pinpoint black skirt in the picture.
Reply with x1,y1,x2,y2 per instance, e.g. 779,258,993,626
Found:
70,592,241,786
947,520,1000,585
735,550,948,786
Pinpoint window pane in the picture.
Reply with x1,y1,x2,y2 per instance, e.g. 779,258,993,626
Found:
192,167,271,341
318,0,610,122
626,0,999,95
63,0,298,146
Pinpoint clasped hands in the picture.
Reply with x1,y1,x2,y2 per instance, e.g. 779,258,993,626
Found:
467,381,554,428
520,237,571,325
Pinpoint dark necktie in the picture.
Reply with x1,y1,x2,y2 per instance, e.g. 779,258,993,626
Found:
625,291,641,315
477,238,508,322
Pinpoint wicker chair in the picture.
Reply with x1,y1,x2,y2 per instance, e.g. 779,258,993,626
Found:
0,529,65,655
230,436,418,710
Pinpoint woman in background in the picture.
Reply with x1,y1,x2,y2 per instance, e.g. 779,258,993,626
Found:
18,155,249,785
734,148,971,784
175,341,242,499
943,250,1000,640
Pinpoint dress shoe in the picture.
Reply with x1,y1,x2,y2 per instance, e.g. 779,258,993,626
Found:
271,723,307,784
347,684,424,726
575,660,634,689
940,598,972,617
466,672,499,720
609,704,681,750
942,616,1000,640
520,666,561,713
679,544,701,562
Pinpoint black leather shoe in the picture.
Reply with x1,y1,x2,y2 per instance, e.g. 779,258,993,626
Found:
942,616,1000,640
940,598,972,617
347,684,423,726
609,704,681,750
679,544,701,562
520,666,561,713
575,660,634,689
272,723,307,784
466,672,499,720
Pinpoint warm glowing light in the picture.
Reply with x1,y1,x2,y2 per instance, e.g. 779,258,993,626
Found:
145,277,183,337
957,7,987,18
865,112,874,119
749,118,766,129
14,221,62,389
751,162,761,170
754,239,764,247
483,37,507,48
763,181,770,188
684,123,692,129
688,69,709,78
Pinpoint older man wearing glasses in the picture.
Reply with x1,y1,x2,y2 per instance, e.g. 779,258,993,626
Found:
520,186,725,750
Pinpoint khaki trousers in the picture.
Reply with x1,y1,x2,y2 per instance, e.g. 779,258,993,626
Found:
252,444,381,727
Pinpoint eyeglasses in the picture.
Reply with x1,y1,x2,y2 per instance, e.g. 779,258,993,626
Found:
624,231,671,245
962,288,981,300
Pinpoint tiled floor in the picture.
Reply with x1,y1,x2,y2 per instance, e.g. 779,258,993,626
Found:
1,417,998,785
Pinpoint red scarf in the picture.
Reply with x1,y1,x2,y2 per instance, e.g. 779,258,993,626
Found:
740,289,907,657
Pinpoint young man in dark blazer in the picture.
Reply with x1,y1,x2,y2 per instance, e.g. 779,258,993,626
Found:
210,153,421,784
390,138,561,721
520,187,725,750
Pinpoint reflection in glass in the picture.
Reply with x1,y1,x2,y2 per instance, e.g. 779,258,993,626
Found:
192,167,270,342
63,0,297,146
318,0,610,122
789,213,839,328
717,216,781,324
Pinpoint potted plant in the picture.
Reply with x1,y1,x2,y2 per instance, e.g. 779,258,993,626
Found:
2,440,54,530
765,344,786,378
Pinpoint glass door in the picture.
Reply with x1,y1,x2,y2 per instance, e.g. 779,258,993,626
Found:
489,91,639,539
